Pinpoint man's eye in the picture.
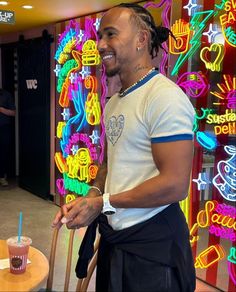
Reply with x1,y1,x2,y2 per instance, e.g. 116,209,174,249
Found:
107,32,114,37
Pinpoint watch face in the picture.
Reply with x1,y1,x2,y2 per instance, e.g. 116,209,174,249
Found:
104,210,116,215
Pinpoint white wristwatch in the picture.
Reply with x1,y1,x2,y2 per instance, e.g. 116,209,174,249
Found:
102,193,116,215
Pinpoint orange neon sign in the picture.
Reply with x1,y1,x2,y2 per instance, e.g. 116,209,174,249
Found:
54,152,68,173
169,19,191,54
195,245,225,269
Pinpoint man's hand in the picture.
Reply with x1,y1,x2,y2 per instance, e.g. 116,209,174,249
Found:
52,196,103,229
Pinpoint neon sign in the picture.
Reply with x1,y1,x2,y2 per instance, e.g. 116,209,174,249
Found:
196,131,217,150
197,200,236,231
220,0,236,47
63,172,90,196
193,108,213,132
195,245,225,269
81,40,101,66
192,172,210,190
171,9,218,75
65,194,76,203
206,109,236,135
228,247,236,264
169,19,190,54
203,23,220,43
210,75,236,109
200,43,225,72
177,72,209,98
56,178,66,196
212,145,236,201
183,0,198,16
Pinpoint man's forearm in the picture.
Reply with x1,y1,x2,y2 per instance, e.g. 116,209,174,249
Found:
86,162,107,198
0,107,15,116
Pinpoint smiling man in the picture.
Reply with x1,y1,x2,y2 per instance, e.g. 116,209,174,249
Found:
52,3,196,292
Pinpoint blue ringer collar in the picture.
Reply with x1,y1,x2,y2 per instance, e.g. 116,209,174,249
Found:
119,69,159,97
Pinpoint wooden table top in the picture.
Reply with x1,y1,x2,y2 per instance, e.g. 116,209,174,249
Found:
0,239,49,292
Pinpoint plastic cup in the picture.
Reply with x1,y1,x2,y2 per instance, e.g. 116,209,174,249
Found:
7,236,32,274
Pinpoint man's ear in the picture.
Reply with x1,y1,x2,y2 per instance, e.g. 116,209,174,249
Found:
136,30,149,49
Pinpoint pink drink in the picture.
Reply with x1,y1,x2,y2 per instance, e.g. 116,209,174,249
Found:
7,236,32,274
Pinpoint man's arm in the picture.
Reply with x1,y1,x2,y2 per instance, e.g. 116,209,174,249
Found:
109,139,193,207
0,107,16,116
54,139,193,229
52,142,107,228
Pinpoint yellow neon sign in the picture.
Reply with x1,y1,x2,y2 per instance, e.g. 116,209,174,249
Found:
169,19,191,54
190,223,200,246
56,122,66,138
206,109,236,135
84,76,101,125
200,44,225,72
77,148,93,182
65,194,76,203
197,200,236,231
210,74,236,109
220,0,236,47
81,40,101,66
54,152,68,173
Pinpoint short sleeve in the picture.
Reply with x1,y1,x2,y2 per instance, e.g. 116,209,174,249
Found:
145,86,195,143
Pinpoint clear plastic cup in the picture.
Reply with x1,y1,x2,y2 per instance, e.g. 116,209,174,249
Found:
7,236,32,274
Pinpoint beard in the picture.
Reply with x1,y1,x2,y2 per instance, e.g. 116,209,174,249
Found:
105,65,120,77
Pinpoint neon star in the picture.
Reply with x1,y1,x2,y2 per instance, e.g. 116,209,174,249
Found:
93,18,101,31
71,144,78,155
183,0,198,16
53,64,61,76
69,72,78,84
89,130,100,144
78,29,84,42
61,108,71,121
79,66,91,79
203,23,219,43
193,172,210,190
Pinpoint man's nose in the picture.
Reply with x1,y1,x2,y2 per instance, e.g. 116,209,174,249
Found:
97,38,107,53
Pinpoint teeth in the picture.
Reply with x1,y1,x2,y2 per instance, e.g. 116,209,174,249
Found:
103,55,113,60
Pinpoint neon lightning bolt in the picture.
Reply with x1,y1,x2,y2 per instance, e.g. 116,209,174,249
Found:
171,10,218,76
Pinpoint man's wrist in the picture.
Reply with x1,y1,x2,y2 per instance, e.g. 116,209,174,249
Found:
87,186,102,198
102,193,116,215
90,186,102,195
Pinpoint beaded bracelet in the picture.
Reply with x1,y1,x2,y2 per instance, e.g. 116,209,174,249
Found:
89,186,102,195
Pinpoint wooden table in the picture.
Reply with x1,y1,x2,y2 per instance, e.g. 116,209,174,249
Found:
0,239,49,291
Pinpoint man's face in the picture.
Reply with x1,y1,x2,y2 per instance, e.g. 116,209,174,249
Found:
97,8,139,77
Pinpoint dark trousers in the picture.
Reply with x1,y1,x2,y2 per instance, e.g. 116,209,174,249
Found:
0,124,11,177
96,204,196,292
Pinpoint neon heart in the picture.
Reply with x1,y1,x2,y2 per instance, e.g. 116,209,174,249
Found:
200,43,225,72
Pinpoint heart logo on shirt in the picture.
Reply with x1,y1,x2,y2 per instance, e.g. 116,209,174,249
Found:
106,115,125,145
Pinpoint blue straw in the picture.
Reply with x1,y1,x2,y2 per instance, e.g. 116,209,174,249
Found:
18,212,23,243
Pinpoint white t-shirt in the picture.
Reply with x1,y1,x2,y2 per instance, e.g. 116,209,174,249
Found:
104,72,195,230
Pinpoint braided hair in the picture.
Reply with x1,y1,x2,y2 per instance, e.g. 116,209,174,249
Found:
116,3,175,58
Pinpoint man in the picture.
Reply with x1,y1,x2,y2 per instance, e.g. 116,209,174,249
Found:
0,88,15,186
52,3,196,291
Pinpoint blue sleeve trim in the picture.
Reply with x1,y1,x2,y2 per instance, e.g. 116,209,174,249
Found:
151,134,193,143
